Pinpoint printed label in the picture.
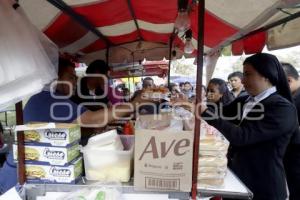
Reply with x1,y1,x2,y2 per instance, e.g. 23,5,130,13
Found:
44,129,67,140
43,148,65,160
145,177,180,190
50,167,72,177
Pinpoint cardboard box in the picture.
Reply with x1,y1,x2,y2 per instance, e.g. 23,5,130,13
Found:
26,157,83,184
15,123,81,146
13,143,80,166
134,129,194,192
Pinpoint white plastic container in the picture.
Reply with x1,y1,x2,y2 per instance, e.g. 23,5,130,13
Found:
82,135,134,182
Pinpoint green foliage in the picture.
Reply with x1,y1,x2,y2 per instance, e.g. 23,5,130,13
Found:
170,60,196,76
221,46,232,56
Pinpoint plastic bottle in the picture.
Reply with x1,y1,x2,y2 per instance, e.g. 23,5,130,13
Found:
123,121,132,135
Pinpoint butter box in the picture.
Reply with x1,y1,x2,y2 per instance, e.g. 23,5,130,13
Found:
25,157,83,184
13,143,80,166
15,123,81,146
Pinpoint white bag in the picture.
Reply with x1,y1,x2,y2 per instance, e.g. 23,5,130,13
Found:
0,0,58,110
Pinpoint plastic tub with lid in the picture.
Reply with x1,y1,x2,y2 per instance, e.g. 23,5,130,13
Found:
81,130,134,182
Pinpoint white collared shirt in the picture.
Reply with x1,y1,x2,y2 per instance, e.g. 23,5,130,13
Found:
242,86,277,120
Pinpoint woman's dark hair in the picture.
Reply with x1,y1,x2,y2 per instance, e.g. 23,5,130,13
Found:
281,62,299,80
169,83,180,94
228,71,243,80
143,77,154,82
208,78,234,105
169,83,176,90
243,53,292,102
184,81,193,91
86,60,110,75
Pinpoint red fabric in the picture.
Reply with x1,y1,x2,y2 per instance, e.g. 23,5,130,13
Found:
80,39,106,54
44,13,88,48
232,32,266,55
109,31,139,45
43,1,265,57
232,39,244,55
73,0,132,27
210,197,222,200
141,30,171,44
243,32,266,54
131,0,177,23
80,32,139,53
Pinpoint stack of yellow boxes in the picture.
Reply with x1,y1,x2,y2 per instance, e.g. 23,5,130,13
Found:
14,123,82,184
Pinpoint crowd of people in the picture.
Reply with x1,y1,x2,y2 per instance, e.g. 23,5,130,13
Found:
0,53,300,200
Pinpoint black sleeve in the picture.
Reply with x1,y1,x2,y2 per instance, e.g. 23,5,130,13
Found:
294,97,300,126
202,101,297,146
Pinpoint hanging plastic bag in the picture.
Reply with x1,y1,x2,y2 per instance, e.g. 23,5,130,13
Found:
0,0,58,110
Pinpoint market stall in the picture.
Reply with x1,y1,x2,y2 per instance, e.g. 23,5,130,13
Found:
1,0,300,199
23,170,252,200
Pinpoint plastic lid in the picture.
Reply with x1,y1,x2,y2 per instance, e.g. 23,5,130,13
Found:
86,129,119,147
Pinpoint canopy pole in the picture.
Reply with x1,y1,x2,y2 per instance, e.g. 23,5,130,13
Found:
167,30,176,86
16,101,26,185
191,0,205,199
210,10,300,55
127,0,143,41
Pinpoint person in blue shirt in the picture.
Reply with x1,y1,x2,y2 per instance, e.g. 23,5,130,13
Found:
0,58,144,194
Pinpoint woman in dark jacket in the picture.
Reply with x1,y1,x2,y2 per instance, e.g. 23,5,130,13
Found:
201,53,299,200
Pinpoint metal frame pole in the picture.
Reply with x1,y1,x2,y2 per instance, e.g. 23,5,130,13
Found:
167,31,176,86
16,102,26,184
191,0,205,199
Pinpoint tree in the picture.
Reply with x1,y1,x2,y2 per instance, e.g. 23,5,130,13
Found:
171,59,196,76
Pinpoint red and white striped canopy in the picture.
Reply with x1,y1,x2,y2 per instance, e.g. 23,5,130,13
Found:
20,0,300,65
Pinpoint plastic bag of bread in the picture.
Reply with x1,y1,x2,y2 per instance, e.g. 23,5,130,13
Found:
142,87,170,101
198,156,227,167
199,139,229,158
198,166,227,173
198,171,226,180
199,149,228,157
135,114,183,131
179,118,229,146
198,178,225,187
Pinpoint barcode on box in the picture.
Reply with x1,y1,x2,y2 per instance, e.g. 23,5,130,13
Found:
145,177,180,190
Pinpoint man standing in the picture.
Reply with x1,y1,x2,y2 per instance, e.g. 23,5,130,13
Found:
227,71,247,98
182,82,194,98
142,77,155,89
282,62,300,200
